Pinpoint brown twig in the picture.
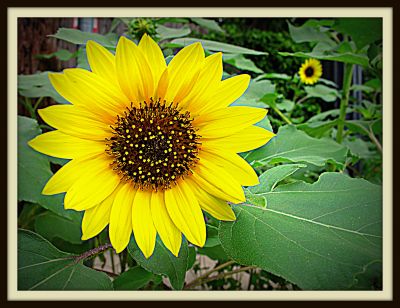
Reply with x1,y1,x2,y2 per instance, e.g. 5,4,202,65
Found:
185,265,257,289
184,260,235,289
73,243,113,263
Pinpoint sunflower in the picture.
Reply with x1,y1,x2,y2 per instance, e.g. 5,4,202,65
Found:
28,34,274,258
298,58,323,85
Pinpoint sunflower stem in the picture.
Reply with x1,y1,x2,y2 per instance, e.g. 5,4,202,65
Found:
73,243,113,263
336,63,354,144
272,106,292,125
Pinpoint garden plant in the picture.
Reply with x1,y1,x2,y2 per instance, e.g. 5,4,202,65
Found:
17,17,383,291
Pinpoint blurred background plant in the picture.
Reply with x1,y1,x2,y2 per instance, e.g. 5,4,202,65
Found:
17,17,383,291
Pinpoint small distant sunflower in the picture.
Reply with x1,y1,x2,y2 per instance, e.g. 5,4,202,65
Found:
29,34,274,258
298,58,322,85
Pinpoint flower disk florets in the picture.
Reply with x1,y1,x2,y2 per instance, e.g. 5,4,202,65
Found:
106,99,200,191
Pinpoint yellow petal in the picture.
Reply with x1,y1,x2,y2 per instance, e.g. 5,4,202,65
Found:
49,71,127,122
81,185,121,240
191,161,245,204
38,105,112,141
156,68,169,101
63,68,129,118
164,42,205,103
64,156,120,211
116,36,154,103
109,183,136,253
196,74,250,114
151,191,182,257
181,52,222,110
86,40,118,85
42,154,104,195
164,179,206,247
188,178,236,221
203,125,275,153
28,130,105,159
138,34,167,93
195,106,267,138
198,148,259,186
132,189,157,258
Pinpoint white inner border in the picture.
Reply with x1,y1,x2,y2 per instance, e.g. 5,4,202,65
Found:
8,7,393,301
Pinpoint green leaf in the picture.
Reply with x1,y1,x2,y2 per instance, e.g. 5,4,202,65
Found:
187,247,197,270
304,84,340,102
256,73,292,81
18,116,75,220
18,72,67,103
49,28,117,47
288,21,333,44
223,54,263,73
156,25,191,41
127,236,189,290
197,245,230,263
334,18,382,50
169,38,267,55
279,50,369,67
276,99,295,112
245,125,348,168
34,211,83,244
203,225,220,248
190,18,225,33
219,173,382,290
18,229,112,290
76,47,90,70
343,138,375,160
113,266,154,290
245,164,306,207
35,49,78,61
297,120,338,138
233,80,275,107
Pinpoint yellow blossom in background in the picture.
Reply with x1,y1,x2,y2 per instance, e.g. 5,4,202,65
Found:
28,34,274,258
298,58,323,85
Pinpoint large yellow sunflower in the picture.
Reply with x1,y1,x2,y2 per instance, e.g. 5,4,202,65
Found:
298,58,323,85
28,34,274,258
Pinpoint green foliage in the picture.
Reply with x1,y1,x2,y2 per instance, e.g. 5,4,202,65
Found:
18,72,67,103
16,17,383,291
220,172,382,290
18,229,112,290
245,125,348,169
169,37,267,55
112,266,155,290
127,236,189,290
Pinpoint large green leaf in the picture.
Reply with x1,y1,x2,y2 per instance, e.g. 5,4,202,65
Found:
18,72,67,103
279,50,369,67
245,125,348,168
18,116,74,219
35,49,78,61
156,25,191,41
304,84,340,102
18,229,112,290
219,173,382,290
190,18,225,33
245,164,306,207
169,38,267,55
223,54,263,73
232,79,275,108
34,211,83,244
288,20,333,44
49,28,117,47
112,266,154,290
334,18,382,50
127,236,189,290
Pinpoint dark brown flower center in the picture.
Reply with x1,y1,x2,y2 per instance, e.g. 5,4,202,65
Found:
305,67,314,77
106,99,200,191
